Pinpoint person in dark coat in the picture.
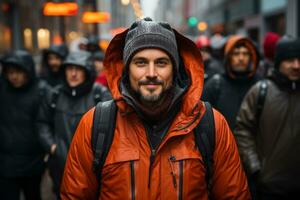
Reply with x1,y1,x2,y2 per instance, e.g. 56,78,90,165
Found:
235,36,300,200
40,44,68,87
202,35,260,130
0,50,45,200
36,51,111,198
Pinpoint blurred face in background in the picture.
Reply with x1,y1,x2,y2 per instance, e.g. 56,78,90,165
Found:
47,53,62,73
5,66,28,88
65,65,86,87
279,57,300,81
230,46,251,72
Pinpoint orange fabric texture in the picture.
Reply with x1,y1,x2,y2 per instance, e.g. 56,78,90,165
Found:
60,28,251,200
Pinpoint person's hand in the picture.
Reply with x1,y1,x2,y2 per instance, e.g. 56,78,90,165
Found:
50,144,57,155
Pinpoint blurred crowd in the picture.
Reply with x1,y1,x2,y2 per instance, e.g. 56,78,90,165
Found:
0,28,299,200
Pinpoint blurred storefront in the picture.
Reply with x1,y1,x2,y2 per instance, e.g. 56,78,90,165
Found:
0,0,140,54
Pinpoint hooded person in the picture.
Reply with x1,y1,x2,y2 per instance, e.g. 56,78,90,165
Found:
234,36,300,199
40,44,69,87
0,50,45,200
36,50,111,198
202,35,261,130
60,18,250,200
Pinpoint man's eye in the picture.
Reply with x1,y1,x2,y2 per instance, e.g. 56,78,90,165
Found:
156,60,168,66
135,60,147,66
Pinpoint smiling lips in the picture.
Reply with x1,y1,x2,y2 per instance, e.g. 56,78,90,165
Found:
144,84,160,89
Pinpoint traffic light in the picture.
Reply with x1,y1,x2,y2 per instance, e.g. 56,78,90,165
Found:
188,17,198,27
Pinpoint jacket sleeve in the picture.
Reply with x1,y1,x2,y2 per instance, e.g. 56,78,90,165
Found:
211,110,251,200
234,83,261,175
60,108,99,200
36,88,55,153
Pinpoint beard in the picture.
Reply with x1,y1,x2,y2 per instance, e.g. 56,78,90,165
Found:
135,78,171,105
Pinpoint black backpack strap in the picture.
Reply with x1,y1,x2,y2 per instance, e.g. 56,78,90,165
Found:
194,102,215,197
93,84,103,104
256,80,268,120
92,100,117,183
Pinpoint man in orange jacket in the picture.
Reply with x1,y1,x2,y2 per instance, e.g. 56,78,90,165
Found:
61,18,250,200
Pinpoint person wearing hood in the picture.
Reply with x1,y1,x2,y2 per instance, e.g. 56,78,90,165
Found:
234,36,300,199
40,44,69,87
202,35,260,130
60,18,250,200
36,50,111,198
0,50,45,200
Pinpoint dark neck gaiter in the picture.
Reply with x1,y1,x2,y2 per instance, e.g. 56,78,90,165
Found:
128,86,175,124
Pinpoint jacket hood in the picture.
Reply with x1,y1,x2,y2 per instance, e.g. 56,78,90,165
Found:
224,36,259,78
42,44,69,60
61,51,96,96
104,28,204,115
41,44,68,75
2,50,36,82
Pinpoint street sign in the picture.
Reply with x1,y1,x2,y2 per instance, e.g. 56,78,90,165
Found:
43,2,78,16
82,12,110,23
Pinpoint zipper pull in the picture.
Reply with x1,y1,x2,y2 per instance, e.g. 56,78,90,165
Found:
72,89,76,96
168,155,177,188
292,82,296,90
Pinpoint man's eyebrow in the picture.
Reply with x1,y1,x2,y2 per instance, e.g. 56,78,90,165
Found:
156,57,170,60
131,57,148,61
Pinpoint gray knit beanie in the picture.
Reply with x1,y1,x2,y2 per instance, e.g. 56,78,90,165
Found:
123,17,179,70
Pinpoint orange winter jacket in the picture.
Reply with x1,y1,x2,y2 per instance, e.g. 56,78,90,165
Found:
61,29,251,200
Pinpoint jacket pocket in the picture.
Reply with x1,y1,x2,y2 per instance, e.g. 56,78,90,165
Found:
167,151,206,200
101,147,139,200
168,156,185,200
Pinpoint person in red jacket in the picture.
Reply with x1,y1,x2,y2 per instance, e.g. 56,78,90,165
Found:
61,18,250,200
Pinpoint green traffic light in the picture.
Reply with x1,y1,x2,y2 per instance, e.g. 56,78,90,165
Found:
188,17,198,27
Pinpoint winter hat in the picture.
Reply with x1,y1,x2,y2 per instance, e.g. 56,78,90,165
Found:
274,36,300,69
195,35,211,49
263,32,280,60
123,17,179,70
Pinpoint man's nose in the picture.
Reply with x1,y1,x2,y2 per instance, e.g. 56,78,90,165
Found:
11,72,18,79
146,63,157,77
70,68,77,76
293,59,300,69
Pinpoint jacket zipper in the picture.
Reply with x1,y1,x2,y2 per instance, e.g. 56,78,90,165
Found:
178,160,183,200
168,156,183,200
148,149,155,188
130,160,135,200
168,156,177,188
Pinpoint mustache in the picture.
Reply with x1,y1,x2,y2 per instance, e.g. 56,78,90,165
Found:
138,79,164,86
